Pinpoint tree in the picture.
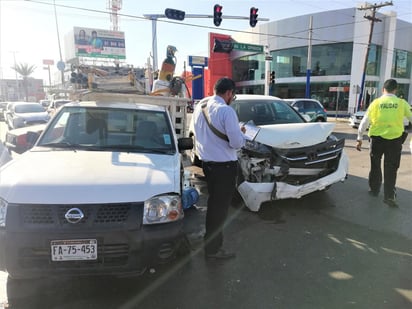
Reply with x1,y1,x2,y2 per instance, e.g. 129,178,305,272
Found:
12,63,36,101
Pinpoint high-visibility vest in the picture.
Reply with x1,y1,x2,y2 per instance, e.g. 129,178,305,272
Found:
367,95,411,139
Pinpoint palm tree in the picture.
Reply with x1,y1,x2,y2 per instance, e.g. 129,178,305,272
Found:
12,63,36,101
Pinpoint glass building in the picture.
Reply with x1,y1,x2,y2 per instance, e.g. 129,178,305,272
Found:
230,7,412,116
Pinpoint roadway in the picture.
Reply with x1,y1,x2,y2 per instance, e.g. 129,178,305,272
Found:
0,119,411,308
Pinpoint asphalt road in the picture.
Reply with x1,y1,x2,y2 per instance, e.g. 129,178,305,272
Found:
0,119,411,309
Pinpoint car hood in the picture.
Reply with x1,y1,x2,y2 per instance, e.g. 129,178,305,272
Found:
7,123,47,136
0,150,180,204
254,122,335,148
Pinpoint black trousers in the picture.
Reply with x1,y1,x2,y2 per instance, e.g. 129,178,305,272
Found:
202,161,238,254
369,135,403,200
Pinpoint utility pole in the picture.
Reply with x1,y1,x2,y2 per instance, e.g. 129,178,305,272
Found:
53,0,65,87
356,1,393,112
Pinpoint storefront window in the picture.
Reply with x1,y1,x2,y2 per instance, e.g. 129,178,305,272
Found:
392,49,412,79
366,44,381,76
232,54,265,82
271,43,353,78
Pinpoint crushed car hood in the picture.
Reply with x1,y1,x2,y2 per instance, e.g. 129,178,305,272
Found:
254,123,336,148
0,150,180,204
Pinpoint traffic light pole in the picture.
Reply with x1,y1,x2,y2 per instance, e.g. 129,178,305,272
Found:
143,11,269,74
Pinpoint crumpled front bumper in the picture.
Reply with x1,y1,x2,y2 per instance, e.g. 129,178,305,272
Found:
238,150,349,212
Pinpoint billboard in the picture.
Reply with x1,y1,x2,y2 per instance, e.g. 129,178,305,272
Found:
73,27,126,59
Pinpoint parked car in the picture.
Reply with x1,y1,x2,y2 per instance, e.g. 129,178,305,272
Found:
284,98,328,122
48,99,72,117
39,99,51,107
349,108,412,128
5,102,50,130
5,123,46,154
348,110,365,128
189,94,348,212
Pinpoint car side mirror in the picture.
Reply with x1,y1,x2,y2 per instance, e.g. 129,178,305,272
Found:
26,131,40,147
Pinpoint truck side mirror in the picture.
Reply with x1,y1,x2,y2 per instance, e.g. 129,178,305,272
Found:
178,137,193,151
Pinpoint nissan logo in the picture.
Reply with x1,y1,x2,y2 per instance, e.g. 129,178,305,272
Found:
65,208,84,224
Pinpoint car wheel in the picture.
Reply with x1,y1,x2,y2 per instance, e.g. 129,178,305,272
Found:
315,117,325,122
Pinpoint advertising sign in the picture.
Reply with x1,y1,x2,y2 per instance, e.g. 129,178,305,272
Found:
73,27,126,59
43,59,54,65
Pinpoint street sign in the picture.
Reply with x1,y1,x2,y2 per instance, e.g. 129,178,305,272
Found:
329,86,349,92
232,43,263,53
57,61,65,71
43,59,54,65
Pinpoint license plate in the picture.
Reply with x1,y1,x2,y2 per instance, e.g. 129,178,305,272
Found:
51,239,97,261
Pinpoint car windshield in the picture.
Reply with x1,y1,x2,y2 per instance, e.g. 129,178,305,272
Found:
37,105,176,154
15,104,45,113
232,99,305,125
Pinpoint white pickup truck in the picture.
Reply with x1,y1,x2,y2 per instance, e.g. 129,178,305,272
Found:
0,95,193,281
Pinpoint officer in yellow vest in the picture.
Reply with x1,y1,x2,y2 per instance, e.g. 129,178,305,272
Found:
356,79,412,207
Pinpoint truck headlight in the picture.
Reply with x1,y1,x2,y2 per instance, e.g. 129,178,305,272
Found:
143,194,184,225
0,198,7,227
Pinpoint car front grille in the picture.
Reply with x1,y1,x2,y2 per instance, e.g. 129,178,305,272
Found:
277,138,345,185
280,138,344,167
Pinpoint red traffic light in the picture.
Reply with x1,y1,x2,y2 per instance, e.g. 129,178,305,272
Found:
250,7,258,27
213,4,223,27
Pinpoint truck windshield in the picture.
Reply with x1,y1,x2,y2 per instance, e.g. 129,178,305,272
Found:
37,106,176,154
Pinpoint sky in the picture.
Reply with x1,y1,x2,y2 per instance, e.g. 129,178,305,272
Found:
0,0,411,84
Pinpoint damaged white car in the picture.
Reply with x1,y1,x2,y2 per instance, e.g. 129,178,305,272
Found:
189,94,349,212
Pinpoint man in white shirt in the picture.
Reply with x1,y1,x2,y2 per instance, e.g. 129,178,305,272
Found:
193,77,245,259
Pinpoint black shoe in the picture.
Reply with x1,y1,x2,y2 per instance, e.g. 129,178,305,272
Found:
383,198,398,208
368,190,379,197
205,249,236,260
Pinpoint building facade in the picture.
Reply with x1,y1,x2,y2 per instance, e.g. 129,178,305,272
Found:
228,7,412,115
0,78,45,102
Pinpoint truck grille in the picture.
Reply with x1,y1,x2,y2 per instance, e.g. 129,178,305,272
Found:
11,203,144,270
19,243,130,269
19,202,140,228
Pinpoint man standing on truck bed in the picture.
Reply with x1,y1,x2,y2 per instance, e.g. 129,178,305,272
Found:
193,77,246,259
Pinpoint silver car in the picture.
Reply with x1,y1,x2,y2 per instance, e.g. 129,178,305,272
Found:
5,102,50,130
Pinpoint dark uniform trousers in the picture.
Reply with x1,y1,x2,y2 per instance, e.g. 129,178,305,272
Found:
202,161,238,254
369,135,403,200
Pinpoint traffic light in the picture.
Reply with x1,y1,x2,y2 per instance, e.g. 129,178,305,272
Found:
249,7,258,27
165,8,185,21
213,4,223,27
270,71,275,84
